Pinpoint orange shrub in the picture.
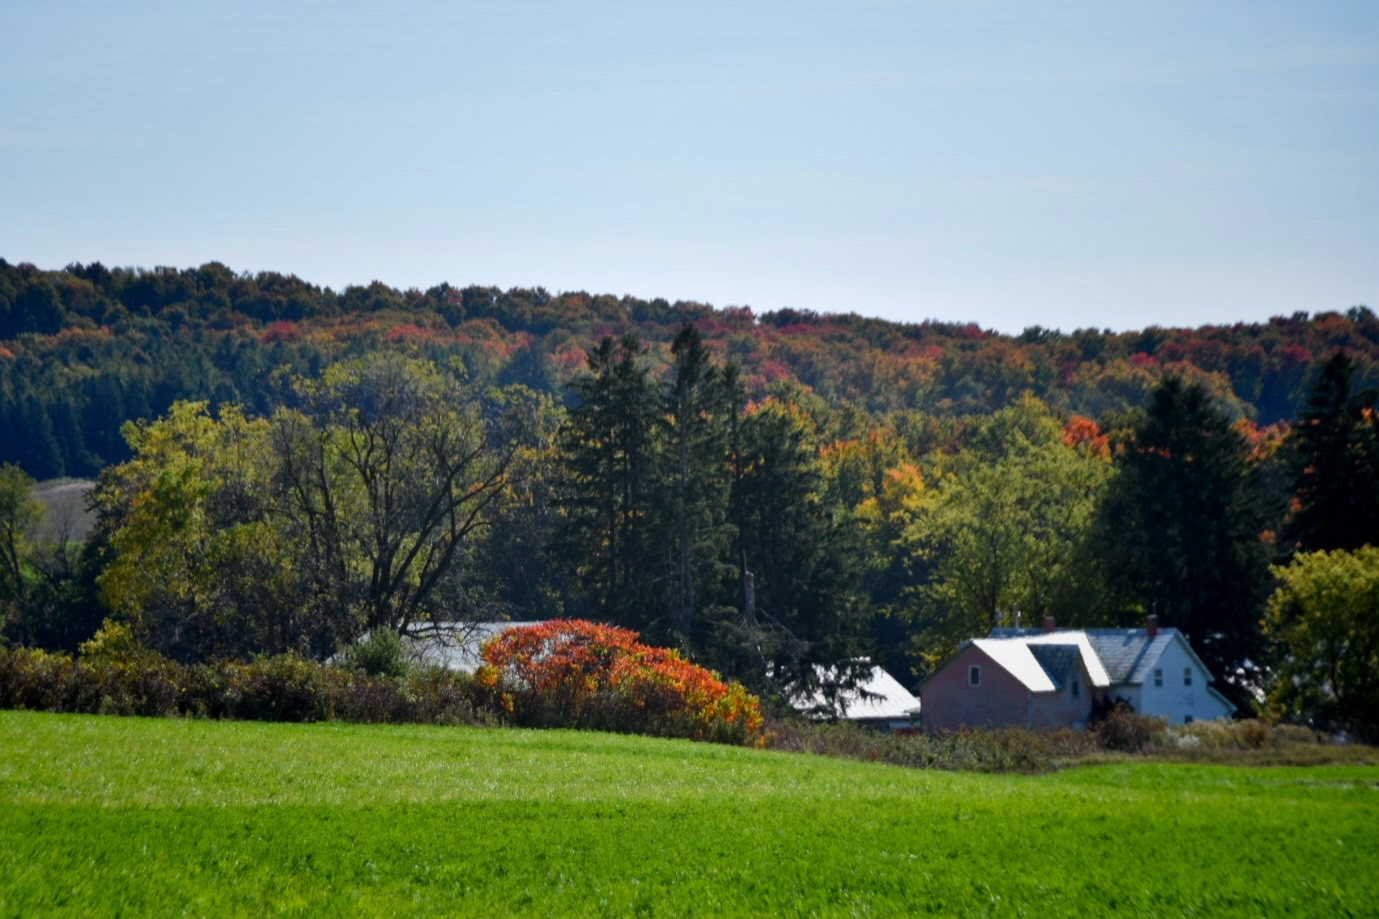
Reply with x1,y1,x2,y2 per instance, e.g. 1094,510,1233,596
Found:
479,620,763,744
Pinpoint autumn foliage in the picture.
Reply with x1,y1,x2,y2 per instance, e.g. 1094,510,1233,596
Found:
479,620,763,744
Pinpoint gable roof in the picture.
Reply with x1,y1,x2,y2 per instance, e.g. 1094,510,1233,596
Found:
1082,629,1176,684
969,638,1059,692
966,630,1112,693
984,626,1219,688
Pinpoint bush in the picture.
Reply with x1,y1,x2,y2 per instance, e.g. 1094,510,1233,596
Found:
344,628,410,679
1167,718,1324,752
761,719,1101,773
0,647,79,712
1095,704,1167,753
480,620,763,744
0,644,505,729
215,654,351,722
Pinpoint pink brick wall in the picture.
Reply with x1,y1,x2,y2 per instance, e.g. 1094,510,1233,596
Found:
920,645,1033,729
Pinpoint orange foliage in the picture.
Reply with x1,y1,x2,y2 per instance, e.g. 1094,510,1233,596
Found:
1062,415,1110,457
1234,418,1288,462
479,620,763,744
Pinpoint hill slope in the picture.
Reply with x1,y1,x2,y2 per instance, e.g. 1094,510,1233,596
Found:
3,258,1377,478
2,711,1375,915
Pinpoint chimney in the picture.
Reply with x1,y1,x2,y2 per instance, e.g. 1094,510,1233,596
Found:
1146,614,1159,639
1043,615,1056,633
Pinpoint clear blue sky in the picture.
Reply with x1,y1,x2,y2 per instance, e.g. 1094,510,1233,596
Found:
3,1,1376,334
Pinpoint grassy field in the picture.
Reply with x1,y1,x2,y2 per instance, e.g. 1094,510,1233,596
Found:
29,478,96,544
1,711,1376,916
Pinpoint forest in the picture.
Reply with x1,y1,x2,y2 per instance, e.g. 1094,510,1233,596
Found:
2,258,1378,738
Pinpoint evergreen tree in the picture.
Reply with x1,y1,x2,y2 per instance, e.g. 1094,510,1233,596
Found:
1284,351,1379,552
656,324,738,647
723,400,871,698
1094,377,1273,704
554,335,660,629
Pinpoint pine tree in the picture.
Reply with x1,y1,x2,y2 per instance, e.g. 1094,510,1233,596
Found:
656,324,738,647
554,335,660,628
1284,351,1379,552
1095,377,1273,702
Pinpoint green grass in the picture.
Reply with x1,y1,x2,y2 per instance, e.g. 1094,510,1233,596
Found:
2,712,1376,916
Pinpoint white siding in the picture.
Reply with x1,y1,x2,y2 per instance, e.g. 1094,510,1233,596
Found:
1136,636,1232,723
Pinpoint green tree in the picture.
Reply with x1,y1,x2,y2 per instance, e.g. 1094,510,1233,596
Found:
0,464,42,640
1263,547,1379,740
554,335,660,628
1283,351,1379,553
271,354,511,643
723,399,872,698
469,385,570,621
905,396,1112,673
656,324,739,646
95,355,513,661
95,402,290,660
1093,377,1273,704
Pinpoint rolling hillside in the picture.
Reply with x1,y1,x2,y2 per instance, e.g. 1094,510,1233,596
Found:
2,711,1375,915
3,258,1377,479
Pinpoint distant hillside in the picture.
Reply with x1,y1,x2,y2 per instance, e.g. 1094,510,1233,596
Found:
2,257,1376,478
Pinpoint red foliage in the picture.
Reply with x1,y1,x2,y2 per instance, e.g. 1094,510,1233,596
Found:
1062,415,1109,457
384,324,440,343
479,620,763,744
260,320,302,343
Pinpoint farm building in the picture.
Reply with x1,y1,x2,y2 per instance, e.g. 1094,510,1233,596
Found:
401,621,544,672
405,623,921,729
790,661,923,731
919,616,1233,730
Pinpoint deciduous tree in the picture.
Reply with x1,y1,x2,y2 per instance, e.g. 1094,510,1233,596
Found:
0,464,42,638
1263,547,1379,740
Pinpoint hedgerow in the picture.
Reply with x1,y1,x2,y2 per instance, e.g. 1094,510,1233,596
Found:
1,632,1366,767
0,621,765,745
0,644,501,728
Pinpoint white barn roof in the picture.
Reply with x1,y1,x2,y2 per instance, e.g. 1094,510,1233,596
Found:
793,663,922,721
403,621,543,672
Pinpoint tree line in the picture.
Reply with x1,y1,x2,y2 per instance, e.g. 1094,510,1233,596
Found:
4,323,1378,736
4,258,1378,483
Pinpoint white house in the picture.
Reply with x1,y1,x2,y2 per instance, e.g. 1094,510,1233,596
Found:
919,616,1234,730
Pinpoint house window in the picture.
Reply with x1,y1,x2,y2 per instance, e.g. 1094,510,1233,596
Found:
1154,668,1163,688
1184,715,1194,724
969,665,981,687
1072,678,1080,698
1184,667,1193,687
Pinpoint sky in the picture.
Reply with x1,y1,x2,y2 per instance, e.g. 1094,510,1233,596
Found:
2,1,1376,334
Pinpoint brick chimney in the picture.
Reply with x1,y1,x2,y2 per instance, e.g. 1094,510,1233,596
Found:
1043,615,1056,633
1146,614,1159,639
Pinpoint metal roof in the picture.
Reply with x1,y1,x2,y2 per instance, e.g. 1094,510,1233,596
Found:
970,638,1059,692
793,663,923,721
980,627,1205,689
403,621,544,673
